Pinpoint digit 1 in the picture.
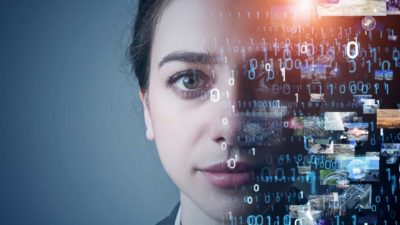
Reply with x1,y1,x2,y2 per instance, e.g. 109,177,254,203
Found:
281,67,286,82
335,215,340,225
320,44,324,56
386,168,391,181
370,121,374,131
374,83,379,94
366,60,371,73
328,84,333,95
384,82,389,95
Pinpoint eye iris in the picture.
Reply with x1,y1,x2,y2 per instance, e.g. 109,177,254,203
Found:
182,73,200,89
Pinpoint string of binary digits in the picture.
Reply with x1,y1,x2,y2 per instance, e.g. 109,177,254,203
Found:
208,1,399,224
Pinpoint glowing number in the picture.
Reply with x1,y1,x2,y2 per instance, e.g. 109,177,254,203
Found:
295,59,302,69
250,58,257,70
283,121,289,128
361,84,369,94
210,88,220,102
265,63,271,71
247,215,263,225
281,67,286,82
300,42,314,56
393,48,399,67
346,38,359,59
283,215,291,225
351,215,357,225
248,70,256,80
246,196,253,204
294,219,303,225
222,117,228,125
381,60,391,71
253,184,259,192
283,84,290,95
386,168,391,180
393,48,399,60
356,81,363,90
349,81,357,94
221,142,227,151
306,43,315,56
285,58,293,70
374,83,379,94
339,85,346,94
384,82,389,95
266,70,275,81
349,59,356,73
227,158,236,169
228,77,235,86
304,136,312,151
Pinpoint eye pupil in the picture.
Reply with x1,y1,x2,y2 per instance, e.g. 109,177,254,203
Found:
183,72,200,89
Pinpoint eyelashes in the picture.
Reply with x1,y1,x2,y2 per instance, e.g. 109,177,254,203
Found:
167,69,213,99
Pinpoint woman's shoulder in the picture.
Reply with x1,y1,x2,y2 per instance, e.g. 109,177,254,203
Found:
155,203,180,225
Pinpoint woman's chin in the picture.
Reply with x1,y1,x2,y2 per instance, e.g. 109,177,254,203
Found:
200,199,258,221
192,189,263,220
192,182,295,220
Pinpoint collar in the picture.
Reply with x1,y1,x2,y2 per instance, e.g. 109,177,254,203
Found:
174,206,181,225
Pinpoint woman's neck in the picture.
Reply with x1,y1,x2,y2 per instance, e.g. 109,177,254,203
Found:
180,192,221,225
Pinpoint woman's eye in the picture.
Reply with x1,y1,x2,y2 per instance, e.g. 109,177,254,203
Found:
167,70,212,99
170,70,210,90
180,72,201,89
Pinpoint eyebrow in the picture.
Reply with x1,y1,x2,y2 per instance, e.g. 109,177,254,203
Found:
158,51,221,68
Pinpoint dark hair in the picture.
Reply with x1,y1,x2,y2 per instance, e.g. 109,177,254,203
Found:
128,0,172,92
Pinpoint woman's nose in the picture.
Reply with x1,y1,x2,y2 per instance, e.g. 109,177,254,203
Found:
209,74,260,148
209,67,285,149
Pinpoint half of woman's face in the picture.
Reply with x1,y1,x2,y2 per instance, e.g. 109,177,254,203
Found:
142,0,302,222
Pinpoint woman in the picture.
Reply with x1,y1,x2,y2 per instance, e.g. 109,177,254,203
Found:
127,0,358,224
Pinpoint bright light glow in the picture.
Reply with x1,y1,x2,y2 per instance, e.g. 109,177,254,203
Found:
352,167,362,174
305,209,314,220
299,0,313,12
293,0,314,23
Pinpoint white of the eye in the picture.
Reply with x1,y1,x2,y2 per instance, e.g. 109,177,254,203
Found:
174,77,188,90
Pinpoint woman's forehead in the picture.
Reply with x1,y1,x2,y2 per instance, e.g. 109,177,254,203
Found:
152,0,276,57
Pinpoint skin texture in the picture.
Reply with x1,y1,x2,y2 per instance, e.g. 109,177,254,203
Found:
140,0,293,224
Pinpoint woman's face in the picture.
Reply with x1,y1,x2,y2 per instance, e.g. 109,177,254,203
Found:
141,0,293,222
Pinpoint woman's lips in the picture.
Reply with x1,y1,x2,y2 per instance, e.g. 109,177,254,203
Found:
199,162,255,188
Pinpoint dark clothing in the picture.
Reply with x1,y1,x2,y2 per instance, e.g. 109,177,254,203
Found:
156,203,180,225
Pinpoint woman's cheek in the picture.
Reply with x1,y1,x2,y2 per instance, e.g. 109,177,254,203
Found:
154,116,190,170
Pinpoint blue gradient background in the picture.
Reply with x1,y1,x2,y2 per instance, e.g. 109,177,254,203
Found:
0,1,178,224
